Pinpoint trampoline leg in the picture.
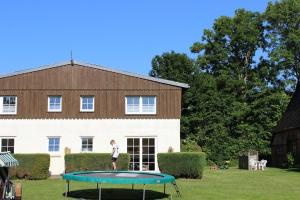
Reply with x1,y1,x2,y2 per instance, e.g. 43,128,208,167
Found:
164,183,166,194
132,184,134,190
65,181,69,197
98,182,102,200
97,182,99,189
142,184,146,200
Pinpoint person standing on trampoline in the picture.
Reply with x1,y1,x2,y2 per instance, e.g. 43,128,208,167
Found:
110,139,119,170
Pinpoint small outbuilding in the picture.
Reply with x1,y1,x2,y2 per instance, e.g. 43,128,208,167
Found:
272,83,300,167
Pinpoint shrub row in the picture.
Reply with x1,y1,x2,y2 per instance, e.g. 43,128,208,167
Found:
10,154,50,180
158,152,206,179
65,153,130,173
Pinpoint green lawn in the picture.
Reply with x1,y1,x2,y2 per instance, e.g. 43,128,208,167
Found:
19,167,300,200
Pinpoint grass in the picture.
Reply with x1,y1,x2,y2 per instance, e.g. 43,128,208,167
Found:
18,167,300,200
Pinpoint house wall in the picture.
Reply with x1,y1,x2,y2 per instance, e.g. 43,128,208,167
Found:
0,119,180,175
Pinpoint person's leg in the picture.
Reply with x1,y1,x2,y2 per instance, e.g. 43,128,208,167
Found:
112,161,116,170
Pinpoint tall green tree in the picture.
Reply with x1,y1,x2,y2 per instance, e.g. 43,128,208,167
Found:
265,0,300,90
150,5,291,166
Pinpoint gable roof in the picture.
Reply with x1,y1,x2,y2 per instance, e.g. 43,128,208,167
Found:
274,83,300,133
0,60,189,88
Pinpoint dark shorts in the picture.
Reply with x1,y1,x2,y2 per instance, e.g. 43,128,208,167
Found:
112,157,118,162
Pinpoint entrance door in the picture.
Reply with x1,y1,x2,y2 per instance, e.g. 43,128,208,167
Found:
127,137,156,171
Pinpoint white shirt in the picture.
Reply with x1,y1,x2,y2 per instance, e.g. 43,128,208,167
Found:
112,143,119,158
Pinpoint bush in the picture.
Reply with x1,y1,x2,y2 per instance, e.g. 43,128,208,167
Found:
158,152,206,179
287,152,295,168
10,154,50,180
181,138,202,152
65,153,130,173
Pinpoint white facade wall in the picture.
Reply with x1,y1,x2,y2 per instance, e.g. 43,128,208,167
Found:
0,119,180,175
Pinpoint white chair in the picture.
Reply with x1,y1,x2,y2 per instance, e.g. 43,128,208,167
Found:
249,159,257,170
259,160,267,170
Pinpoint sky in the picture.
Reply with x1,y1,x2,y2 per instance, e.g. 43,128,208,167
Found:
0,0,272,75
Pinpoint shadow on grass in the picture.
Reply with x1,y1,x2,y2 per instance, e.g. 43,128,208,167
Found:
285,168,300,172
64,188,169,200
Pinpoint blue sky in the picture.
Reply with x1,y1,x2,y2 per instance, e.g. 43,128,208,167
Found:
0,1,271,75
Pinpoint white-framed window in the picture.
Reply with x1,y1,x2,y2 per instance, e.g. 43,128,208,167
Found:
1,138,15,153
127,137,156,171
0,96,17,115
48,137,60,152
80,96,94,112
48,96,62,112
81,137,93,152
125,96,156,115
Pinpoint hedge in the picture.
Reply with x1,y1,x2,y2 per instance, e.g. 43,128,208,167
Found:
10,154,50,180
158,152,206,179
65,153,130,173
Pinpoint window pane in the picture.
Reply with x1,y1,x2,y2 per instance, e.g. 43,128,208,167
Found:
142,155,148,162
143,147,149,154
149,155,155,162
2,139,7,146
142,97,149,105
8,139,14,146
82,104,88,110
149,97,155,105
149,163,155,171
134,139,139,146
149,147,155,154
127,139,133,146
142,139,148,146
88,98,93,104
10,97,16,105
87,104,93,110
149,139,155,146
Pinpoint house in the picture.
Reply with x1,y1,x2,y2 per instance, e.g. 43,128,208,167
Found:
0,60,189,175
272,83,300,167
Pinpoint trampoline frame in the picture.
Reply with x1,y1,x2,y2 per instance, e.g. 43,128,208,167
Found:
63,171,181,200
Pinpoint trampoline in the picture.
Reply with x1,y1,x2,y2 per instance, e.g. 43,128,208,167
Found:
63,171,181,200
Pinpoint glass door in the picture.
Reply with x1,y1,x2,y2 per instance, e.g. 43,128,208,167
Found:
127,138,140,171
127,137,156,171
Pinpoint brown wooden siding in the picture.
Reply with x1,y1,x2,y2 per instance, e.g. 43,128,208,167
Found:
0,64,183,119
0,89,181,119
0,64,179,90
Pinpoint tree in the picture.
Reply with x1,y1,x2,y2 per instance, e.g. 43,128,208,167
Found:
265,0,300,90
149,51,198,138
149,51,196,84
191,9,265,88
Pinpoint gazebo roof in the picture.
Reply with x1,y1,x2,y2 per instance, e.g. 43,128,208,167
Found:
0,152,19,167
